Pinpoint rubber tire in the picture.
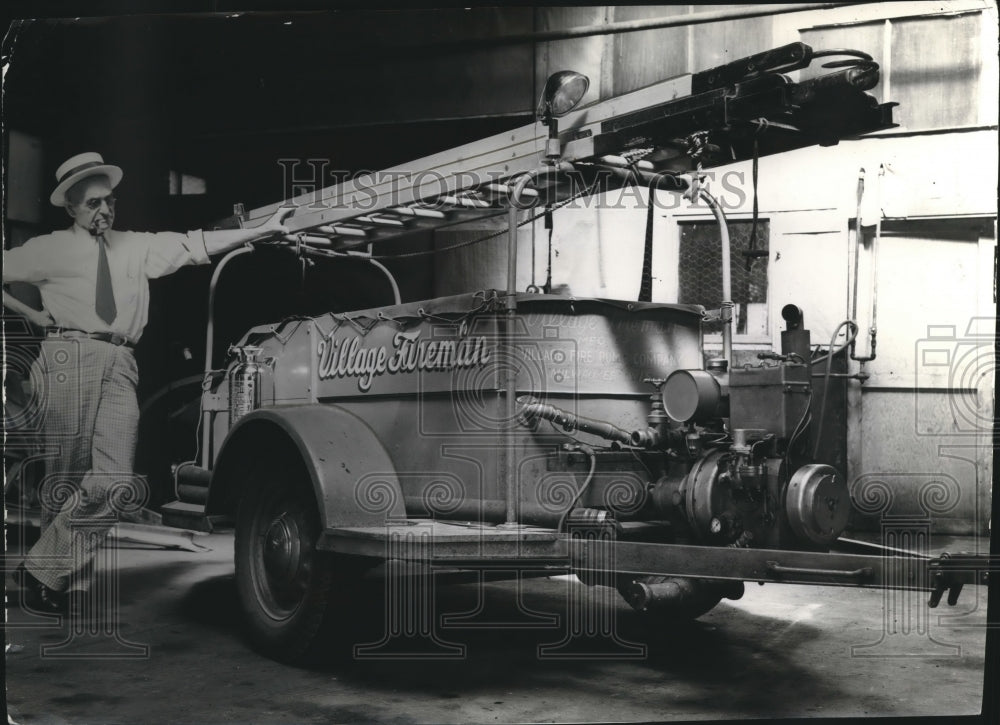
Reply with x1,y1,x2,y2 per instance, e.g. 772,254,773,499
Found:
234,470,364,664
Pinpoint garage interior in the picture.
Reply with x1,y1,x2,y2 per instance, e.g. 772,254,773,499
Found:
3,3,998,723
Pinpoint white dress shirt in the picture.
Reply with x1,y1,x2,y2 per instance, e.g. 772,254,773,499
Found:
3,224,210,343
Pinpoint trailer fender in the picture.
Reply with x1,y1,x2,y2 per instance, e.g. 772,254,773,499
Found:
206,405,405,529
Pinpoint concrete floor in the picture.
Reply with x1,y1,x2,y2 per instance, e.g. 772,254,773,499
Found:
3,528,989,724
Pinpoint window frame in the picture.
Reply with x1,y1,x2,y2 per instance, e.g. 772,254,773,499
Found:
669,212,774,349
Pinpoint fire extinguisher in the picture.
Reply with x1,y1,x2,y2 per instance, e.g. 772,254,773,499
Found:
229,345,263,424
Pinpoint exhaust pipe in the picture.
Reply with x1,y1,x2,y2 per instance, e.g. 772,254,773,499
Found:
621,576,744,615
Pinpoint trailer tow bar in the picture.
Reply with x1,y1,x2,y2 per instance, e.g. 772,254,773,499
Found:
926,553,995,608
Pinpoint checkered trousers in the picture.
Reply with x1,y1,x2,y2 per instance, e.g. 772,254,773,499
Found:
24,338,142,592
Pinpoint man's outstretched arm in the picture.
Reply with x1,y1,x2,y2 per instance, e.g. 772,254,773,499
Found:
202,207,295,256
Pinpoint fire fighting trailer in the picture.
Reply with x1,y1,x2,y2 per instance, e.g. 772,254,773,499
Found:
161,44,991,662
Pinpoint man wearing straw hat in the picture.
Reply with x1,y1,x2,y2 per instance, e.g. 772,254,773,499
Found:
3,151,292,614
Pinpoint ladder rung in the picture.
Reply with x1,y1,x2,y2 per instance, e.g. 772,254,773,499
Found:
486,183,539,198
356,215,408,227
599,155,654,171
389,206,448,219
299,234,337,246
439,195,493,208
318,224,368,237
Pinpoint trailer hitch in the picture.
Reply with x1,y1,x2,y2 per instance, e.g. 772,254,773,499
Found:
926,552,994,608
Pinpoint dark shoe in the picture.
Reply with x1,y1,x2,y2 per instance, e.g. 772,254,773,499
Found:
14,564,66,614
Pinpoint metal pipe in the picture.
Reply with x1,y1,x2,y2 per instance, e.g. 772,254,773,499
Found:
510,162,575,208
852,165,882,363
204,246,254,376
521,401,634,446
630,426,682,450
378,3,863,50
365,257,402,306
588,164,689,193
291,244,402,306
636,169,688,193
698,187,733,366
621,577,745,614
869,165,883,350
811,372,870,381
501,205,521,527
630,428,662,449
556,446,598,533
850,167,865,322
519,4,861,42
332,252,402,305
812,319,858,459
201,245,254,467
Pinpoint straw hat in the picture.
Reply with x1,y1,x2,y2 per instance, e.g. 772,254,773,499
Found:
49,152,123,206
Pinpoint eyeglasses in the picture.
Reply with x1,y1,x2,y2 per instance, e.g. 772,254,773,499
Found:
81,194,116,211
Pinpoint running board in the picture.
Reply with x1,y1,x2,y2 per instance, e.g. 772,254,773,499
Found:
160,500,214,533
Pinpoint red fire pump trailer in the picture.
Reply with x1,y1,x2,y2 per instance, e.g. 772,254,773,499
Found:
161,44,992,662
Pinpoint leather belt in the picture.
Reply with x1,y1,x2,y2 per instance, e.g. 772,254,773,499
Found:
45,328,134,348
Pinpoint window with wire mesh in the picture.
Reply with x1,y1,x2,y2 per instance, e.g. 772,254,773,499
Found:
678,219,769,337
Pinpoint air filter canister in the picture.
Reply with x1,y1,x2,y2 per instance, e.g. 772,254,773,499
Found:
662,369,725,423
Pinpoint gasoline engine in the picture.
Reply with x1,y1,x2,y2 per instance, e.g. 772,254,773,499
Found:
520,304,851,617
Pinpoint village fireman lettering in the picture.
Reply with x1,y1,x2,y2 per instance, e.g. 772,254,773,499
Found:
316,321,493,392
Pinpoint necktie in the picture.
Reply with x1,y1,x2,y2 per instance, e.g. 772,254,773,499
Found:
95,234,117,324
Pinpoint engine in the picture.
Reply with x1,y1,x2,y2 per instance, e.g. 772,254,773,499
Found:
520,303,851,614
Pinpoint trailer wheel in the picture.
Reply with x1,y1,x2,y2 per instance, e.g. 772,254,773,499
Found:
234,472,365,663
